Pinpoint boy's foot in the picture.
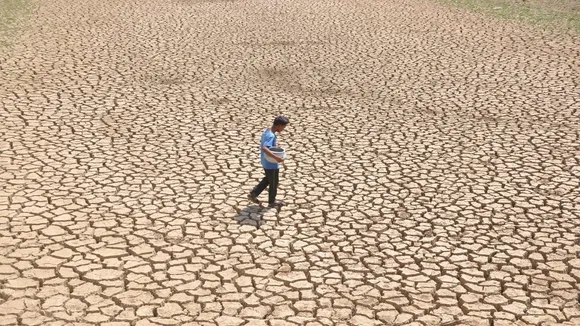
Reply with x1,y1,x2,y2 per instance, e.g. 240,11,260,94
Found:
248,193,263,207
268,201,285,209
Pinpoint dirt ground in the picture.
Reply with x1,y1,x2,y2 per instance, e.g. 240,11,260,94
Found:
0,0,579,325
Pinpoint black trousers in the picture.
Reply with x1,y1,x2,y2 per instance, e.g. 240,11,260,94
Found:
251,169,279,204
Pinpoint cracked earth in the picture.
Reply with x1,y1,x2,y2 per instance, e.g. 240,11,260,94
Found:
1,0,579,325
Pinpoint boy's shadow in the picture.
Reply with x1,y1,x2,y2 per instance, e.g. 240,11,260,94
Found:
235,205,267,228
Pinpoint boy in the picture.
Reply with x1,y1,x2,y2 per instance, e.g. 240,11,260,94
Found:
248,115,289,208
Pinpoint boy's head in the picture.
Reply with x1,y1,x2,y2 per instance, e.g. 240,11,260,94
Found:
272,115,289,132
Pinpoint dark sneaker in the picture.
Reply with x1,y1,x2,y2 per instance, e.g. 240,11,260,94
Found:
248,193,262,206
268,201,285,208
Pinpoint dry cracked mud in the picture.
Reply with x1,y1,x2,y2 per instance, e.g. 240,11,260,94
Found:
0,0,579,325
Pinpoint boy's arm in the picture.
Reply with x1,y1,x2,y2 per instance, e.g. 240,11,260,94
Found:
261,133,284,163
262,146,284,163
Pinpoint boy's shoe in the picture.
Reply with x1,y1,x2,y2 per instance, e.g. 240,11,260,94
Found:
268,201,285,208
248,193,263,207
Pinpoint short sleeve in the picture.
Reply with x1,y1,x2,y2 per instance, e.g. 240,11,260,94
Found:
262,133,275,148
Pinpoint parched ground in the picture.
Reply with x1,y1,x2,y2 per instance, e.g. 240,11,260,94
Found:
0,0,579,325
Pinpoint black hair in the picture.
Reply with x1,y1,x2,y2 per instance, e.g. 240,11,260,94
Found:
273,115,289,126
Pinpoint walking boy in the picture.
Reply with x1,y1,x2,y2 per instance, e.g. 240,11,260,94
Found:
248,115,289,208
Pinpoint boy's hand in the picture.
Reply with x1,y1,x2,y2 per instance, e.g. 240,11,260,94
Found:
275,156,284,163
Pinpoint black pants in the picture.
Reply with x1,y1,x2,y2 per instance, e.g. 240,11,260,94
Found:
251,169,279,204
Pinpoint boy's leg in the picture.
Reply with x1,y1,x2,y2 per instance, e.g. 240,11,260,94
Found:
266,169,279,205
250,171,269,198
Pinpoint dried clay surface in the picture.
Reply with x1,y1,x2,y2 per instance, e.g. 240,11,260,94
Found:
0,0,579,325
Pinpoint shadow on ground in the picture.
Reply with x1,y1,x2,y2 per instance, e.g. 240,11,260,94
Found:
234,205,267,228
